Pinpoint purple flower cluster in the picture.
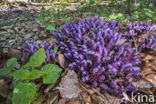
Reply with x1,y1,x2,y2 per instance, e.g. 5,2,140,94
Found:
53,17,141,97
127,22,156,51
128,22,153,37
7,8,38,13
21,40,56,64
139,35,156,51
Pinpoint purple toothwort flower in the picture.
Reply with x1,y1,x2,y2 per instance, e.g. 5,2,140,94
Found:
139,35,156,51
127,22,156,38
53,17,141,98
20,40,57,66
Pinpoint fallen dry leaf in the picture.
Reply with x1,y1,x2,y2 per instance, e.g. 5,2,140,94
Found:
144,74,156,87
0,79,9,97
46,90,59,104
57,70,81,99
143,55,155,64
79,79,108,104
139,31,156,42
103,92,123,104
132,79,153,89
33,95,45,104
58,98,67,104
56,52,65,68
81,92,92,104
79,80,94,95
8,48,21,60
91,93,107,104
68,99,80,104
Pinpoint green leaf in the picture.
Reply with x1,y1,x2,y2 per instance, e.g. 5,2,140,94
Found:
46,25,56,33
11,82,37,104
41,64,62,84
0,67,10,76
9,69,29,80
28,48,46,67
0,57,17,76
6,57,17,69
27,69,44,80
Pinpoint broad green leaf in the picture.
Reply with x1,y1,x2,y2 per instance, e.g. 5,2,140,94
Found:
29,48,46,67
27,70,44,80
9,69,29,80
23,63,31,70
11,82,37,104
0,67,10,76
0,57,17,76
6,57,17,69
41,64,62,84
46,25,55,33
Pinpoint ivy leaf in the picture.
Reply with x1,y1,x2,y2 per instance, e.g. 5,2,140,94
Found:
46,25,56,33
9,69,29,80
41,64,62,84
28,48,46,67
27,69,44,80
0,57,17,76
11,82,37,104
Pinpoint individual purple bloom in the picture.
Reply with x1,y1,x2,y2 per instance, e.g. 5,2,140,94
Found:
100,83,109,90
98,67,105,74
98,75,105,82
103,47,108,57
82,71,87,75
93,81,98,88
92,67,99,75
82,75,90,82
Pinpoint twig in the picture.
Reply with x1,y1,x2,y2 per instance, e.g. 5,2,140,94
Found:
79,93,85,104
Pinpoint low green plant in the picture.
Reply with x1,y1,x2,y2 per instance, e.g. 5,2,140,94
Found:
0,48,62,104
22,11,33,19
130,8,156,21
